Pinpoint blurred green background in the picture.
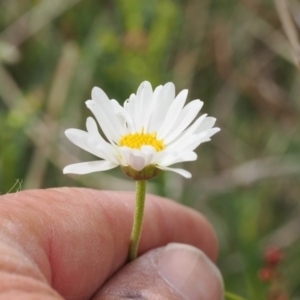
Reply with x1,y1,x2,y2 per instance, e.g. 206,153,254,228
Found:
0,0,300,298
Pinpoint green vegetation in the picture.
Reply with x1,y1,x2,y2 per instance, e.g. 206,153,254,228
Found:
1,0,300,298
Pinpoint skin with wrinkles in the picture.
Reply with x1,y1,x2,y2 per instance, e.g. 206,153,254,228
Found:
95,246,224,300
0,188,220,300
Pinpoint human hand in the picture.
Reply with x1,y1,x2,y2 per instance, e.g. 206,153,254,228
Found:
0,188,223,299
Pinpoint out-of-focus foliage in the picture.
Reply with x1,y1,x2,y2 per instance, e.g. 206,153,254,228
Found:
0,0,300,298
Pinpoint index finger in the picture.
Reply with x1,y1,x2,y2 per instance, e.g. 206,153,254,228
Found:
0,188,218,300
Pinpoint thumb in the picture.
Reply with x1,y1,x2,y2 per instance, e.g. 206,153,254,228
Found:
94,243,224,300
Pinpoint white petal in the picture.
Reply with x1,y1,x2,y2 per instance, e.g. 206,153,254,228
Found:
159,151,197,166
163,100,203,144
65,127,119,162
86,117,99,137
157,166,192,178
86,117,109,145
177,128,219,151
167,130,205,151
149,149,172,165
63,160,118,174
166,114,208,149
181,113,208,136
145,85,162,132
91,86,110,104
128,152,146,171
148,82,175,131
124,93,138,132
140,145,156,154
95,143,121,164
139,81,153,131
117,147,129,167
110,99,123,113
162,82,175,105
86,100,123,143
65,129,99,156
185,137,211,151
119,146,158,171
91,88,126,136
153,84,163,97
195,117,216,133
110,100,134,133
134,81,153,131
206,127,220,138
157,89,188,139
140,145,156,165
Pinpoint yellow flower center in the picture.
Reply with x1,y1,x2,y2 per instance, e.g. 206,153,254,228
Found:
119,131,164,152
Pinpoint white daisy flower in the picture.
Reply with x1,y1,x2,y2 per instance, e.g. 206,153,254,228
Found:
63,81,220,179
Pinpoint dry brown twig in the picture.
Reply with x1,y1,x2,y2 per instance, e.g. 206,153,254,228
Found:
24,42,79,189
195,155,300,196
0,0,82,47
274,0,300,69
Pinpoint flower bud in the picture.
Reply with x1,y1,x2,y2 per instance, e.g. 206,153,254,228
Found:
265,246,283,266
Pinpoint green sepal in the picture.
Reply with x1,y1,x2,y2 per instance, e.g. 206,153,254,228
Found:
121,165,161,181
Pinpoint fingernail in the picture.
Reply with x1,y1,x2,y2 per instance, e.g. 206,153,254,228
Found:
156,243,224,300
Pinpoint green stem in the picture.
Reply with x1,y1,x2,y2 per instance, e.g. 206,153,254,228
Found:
225,291,247,300
128,180,147,261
